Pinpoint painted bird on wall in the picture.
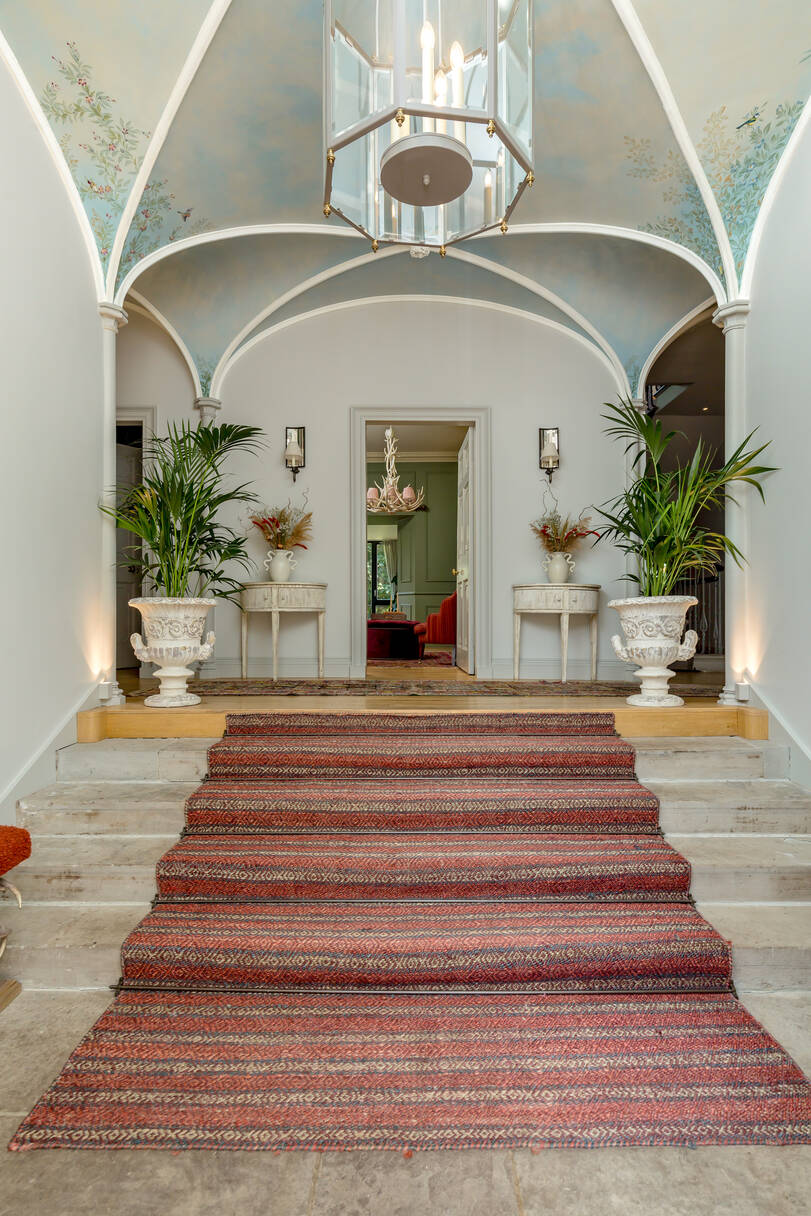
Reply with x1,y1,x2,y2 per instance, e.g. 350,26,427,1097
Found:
177,207,193,221
736,107,762,129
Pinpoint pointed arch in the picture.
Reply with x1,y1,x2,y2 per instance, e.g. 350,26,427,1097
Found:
115,221,726,309
125,289,202,396
219,295,627,398
635,296,716,397
210,245,406,396
0,30,104,298
741,95,811,297
610,0,737,292
105,0,233,298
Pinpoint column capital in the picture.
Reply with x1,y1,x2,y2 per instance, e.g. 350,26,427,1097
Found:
194,396,222,423
98,301,128,332
713,298,750,333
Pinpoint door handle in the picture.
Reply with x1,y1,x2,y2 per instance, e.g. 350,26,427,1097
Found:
452,568,458,575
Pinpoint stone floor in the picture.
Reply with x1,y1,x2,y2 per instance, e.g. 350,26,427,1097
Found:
1,989,809,1216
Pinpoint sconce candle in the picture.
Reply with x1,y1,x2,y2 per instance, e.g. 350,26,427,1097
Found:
284,426,305,482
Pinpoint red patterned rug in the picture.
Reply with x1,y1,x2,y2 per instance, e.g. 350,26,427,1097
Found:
155,833,690,903
129,677,722,698
11,992,810,1151
119,902,729,993
185,777,660,835
368,651,453,666
11,710,811,1151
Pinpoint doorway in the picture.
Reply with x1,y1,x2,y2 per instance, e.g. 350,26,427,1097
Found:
115,422,143,669
350,408,492,680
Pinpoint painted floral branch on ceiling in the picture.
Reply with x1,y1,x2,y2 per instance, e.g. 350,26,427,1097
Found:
40,42,211,275
624,135,722,278
41,42,147,267
194,355,217,398
626,97,805,285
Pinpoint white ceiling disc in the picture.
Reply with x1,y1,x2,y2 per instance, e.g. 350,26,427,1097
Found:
379,132,474,207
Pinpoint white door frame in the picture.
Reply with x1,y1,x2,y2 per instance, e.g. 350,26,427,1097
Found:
116,404,157,435
349,405,493,678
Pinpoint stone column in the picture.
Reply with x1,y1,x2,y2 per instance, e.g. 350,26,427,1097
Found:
98,302,129,705
194,396,222,424
713,299,750,706
192,397,222,673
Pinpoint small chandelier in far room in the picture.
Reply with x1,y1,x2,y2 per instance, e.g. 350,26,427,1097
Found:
367,428,426,513
324,1,534,252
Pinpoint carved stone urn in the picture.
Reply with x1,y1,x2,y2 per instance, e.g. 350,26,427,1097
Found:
129,597,215,707
609,595,698,707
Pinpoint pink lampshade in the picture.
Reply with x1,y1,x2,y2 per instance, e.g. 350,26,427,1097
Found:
366,487,379,502
402,485,416,503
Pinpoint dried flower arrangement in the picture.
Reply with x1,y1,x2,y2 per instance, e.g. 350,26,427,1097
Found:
250,502,313,551
530,508,599,554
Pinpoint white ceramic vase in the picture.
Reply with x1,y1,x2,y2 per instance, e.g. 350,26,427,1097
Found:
609,595,698,706
544,551,575,584
264,550,297,583
129,597,215,707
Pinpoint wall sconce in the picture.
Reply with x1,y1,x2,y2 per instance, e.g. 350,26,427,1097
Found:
284,426,305,481
539,428,560,480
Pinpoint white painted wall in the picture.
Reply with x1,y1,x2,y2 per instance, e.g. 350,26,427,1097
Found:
119,299,629,679
0,59,105,822
745,114,811,782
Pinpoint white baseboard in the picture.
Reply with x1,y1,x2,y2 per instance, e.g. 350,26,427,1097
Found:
744,677,811,790
0,683,100,825
490,659,634,682
198,657,353,680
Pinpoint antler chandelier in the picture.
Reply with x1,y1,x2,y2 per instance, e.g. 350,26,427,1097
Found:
323,1,534,253
366,428,426,514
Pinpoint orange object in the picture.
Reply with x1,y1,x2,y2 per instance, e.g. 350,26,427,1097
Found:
0,826,31,875
414,592,457,653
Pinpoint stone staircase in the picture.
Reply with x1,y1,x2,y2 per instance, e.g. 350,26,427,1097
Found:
1,735,809,995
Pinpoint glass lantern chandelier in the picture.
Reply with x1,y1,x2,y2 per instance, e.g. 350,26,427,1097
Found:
324,1,533,253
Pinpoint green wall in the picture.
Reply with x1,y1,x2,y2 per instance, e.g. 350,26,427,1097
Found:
366,461,457,624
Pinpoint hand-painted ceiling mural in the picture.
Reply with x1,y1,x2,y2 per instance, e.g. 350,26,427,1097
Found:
1,0,808,395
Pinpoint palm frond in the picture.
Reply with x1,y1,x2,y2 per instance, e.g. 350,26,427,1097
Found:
596,396,776,595
100,420,265,598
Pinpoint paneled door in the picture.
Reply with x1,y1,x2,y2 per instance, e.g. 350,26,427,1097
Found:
455,428,474,672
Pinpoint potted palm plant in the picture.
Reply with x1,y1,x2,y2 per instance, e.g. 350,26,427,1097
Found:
101,421,264,706
597,398,774,706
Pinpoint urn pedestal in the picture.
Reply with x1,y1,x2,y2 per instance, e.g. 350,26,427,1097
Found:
609,595,698,707
129,597,215,707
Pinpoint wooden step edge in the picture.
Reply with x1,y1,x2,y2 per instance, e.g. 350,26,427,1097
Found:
77,702,769,743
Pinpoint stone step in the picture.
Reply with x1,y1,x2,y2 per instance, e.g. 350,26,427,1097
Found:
7,835,176,902
18,782,194,836
633,738,788,781
55,735,788,784
57,739,217,783
653,780,811,834
4,901,807,992
670,834,811,902
697,902,811,991
0,903,148,989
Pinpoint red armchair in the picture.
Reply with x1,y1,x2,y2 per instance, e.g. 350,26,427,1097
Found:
414,591,457,657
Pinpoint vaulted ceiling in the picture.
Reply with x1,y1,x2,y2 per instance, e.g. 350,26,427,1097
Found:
1,0,808,397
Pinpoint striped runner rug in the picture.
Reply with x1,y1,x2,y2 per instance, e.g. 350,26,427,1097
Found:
10,710,811,1151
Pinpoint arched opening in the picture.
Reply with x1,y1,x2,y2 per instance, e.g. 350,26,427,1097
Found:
644,315,725,676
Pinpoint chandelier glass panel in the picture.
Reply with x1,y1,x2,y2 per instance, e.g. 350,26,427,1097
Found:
324,1,533,250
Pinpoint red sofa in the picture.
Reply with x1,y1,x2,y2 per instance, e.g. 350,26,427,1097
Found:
414,591,457,656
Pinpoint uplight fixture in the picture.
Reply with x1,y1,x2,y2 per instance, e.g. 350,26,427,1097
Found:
323,1,534,252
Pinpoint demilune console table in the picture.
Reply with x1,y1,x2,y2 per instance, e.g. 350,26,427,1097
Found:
513,583,600,682
240,582,326,680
